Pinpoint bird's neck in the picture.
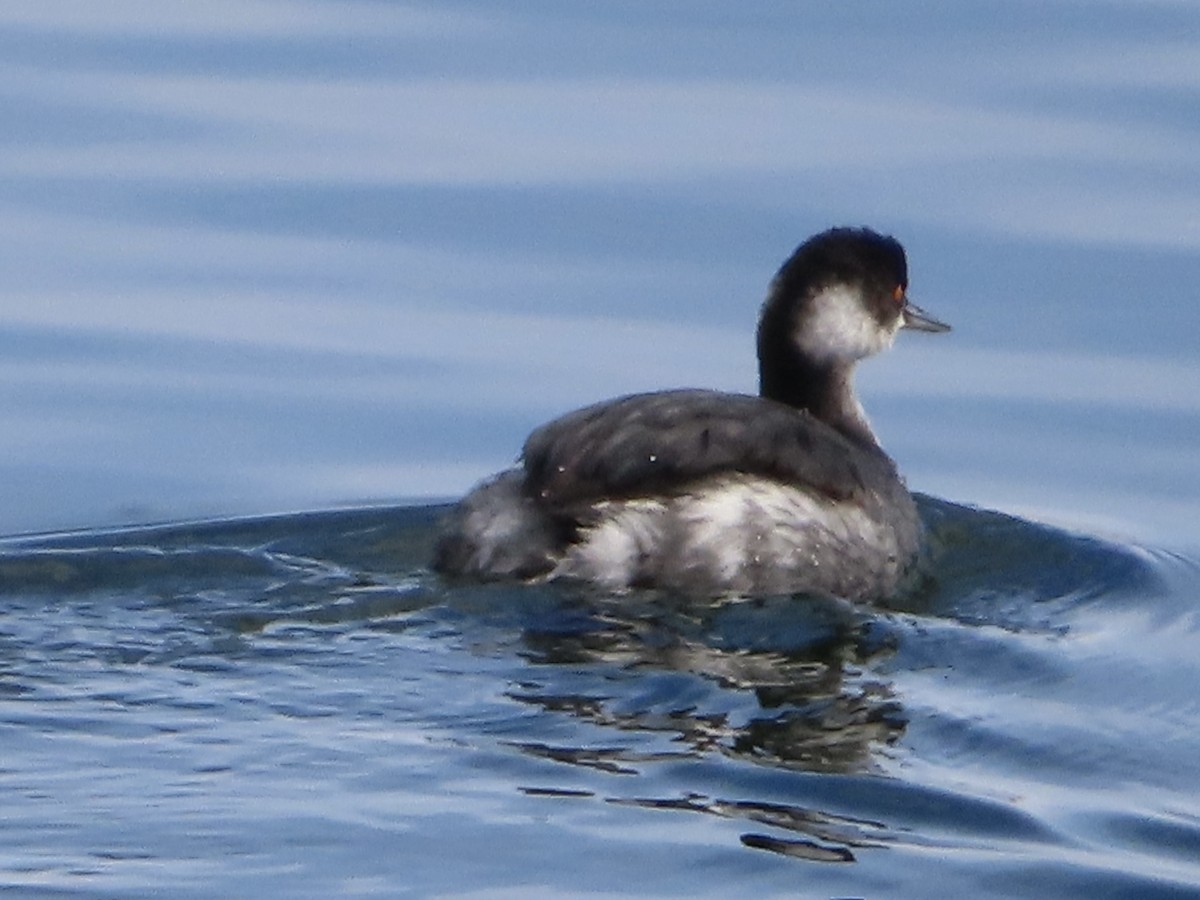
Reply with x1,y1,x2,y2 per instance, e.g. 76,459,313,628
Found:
758,351,879,450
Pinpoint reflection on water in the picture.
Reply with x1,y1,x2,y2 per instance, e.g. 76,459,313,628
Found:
625,797,883,863
509,590,904,776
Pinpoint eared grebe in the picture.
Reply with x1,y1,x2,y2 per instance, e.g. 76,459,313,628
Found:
433,227,950,600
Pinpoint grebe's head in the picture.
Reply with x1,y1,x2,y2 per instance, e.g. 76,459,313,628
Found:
761,227,950,368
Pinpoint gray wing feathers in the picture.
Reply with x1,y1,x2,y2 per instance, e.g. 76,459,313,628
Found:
522,390,890,507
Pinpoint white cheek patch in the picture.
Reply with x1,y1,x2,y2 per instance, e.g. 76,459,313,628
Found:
794,285,899,364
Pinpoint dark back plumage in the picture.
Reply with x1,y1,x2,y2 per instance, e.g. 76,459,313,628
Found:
521,389,897,509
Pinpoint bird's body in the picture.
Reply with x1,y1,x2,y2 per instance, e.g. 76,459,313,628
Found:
433,227,949,600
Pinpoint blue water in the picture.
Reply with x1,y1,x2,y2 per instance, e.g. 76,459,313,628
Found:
2,1,1200,896
2,502,1198,897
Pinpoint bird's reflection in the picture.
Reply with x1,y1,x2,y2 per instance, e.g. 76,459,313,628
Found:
505,589,906,775
493,588,909,862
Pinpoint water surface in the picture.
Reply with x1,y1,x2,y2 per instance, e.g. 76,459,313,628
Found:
2,501,1198,897
2,2,1200,897
2,0,1198,540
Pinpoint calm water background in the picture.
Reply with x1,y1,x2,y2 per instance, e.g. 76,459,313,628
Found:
2,1,1200,897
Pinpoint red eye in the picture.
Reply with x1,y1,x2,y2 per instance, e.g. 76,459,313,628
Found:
892,284,906,305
